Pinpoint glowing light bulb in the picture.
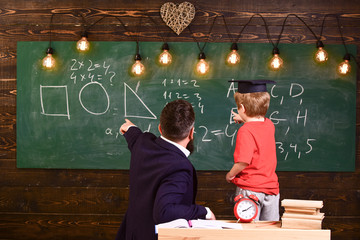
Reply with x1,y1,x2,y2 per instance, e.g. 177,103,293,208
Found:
270,54,283,70
131,60,145,76
337,54,351,75
159,43,172,66
196,59,209,75
227,50,240,65
131,54,145,76
42,48,55,69
196,53,209,75
159,50,172,65
226,43,240,65
338,60,350,75
76,36,90,52
269,48,283,70
315,47,328,63
314,41,328,63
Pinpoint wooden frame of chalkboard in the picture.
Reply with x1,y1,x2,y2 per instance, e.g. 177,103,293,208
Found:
16,41,356,171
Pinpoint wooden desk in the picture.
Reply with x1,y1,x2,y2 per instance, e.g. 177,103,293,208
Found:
158,221,331,240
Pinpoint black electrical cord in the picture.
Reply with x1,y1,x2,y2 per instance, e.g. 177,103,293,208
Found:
188,14,219,56
233,14,273,46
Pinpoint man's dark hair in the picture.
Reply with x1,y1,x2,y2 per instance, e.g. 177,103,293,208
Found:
160,99,195,142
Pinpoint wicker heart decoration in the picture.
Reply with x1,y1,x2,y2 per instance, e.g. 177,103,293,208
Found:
160,2,195,35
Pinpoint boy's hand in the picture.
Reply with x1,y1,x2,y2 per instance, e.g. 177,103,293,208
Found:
226,172,235,183
231,110,243,124
120,119,135,134
226,162,247,183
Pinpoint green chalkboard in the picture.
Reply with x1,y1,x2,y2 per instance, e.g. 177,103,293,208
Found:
17,41,356,171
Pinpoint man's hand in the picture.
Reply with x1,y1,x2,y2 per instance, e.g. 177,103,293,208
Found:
120,119,135,134
205,207,216,220
208,210,216,220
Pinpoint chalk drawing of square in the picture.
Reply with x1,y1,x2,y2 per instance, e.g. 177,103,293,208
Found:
40,85,70,119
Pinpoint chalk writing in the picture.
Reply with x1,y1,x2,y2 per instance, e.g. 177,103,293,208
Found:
196,125,237,146
270,83,316,161
276,139,316,160
161,78,204,114
70,59,116,86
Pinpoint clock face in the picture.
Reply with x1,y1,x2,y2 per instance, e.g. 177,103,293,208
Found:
235,199,257,220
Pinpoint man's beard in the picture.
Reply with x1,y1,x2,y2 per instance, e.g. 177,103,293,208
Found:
186,139,194,155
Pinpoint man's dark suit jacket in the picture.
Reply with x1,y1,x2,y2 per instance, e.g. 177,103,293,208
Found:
115,127,207,240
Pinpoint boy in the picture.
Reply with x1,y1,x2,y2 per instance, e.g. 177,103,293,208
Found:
226,80,280,221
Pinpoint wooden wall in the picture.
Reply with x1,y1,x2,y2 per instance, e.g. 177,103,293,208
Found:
1,0,359,239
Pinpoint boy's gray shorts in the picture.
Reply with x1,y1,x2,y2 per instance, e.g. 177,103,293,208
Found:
235,187,280,221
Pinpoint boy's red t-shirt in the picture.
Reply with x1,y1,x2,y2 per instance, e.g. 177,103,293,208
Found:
232,118,279,195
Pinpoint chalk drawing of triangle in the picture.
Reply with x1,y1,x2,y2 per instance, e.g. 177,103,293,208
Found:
124,83,157,119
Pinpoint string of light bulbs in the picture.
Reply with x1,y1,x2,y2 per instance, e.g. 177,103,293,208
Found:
42,13,79,69
231,14,279,70
220,15,241,66
187,15,219,75
320,14,353,75
76,13,90,52
130,16,146,76
41,12,359,76
147,15,174,66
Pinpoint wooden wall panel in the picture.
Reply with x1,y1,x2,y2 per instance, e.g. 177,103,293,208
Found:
0,0,359,239
0,214,120,240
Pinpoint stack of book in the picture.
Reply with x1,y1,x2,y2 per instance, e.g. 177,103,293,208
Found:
281,199,324,230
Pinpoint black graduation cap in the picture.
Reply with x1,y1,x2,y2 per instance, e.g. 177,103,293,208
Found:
229,80,276,93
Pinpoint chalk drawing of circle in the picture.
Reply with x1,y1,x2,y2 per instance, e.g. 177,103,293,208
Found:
79,81,110,115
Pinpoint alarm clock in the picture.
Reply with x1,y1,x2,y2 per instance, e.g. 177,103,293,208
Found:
233,194,259,222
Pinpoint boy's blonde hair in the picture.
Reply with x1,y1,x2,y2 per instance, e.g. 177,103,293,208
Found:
234,92,270,117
